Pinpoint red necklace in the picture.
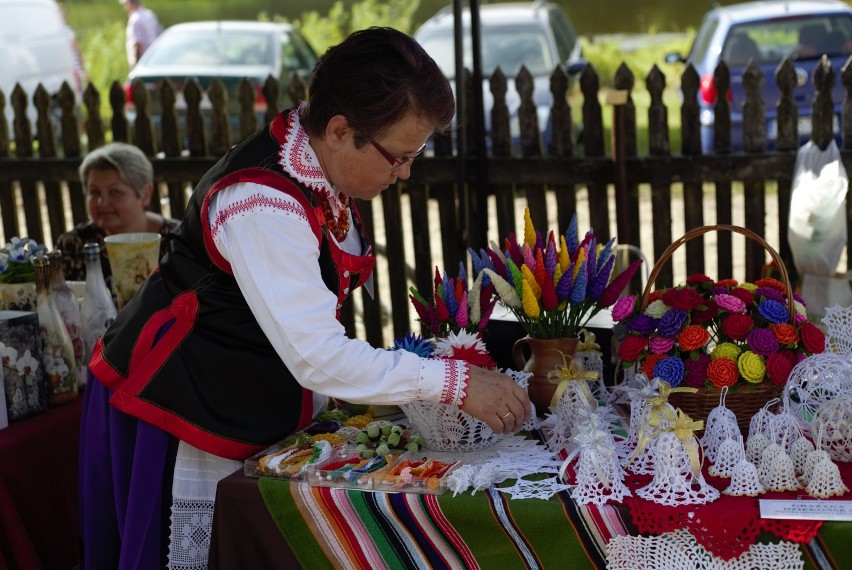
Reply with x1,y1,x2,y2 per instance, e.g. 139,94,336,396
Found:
316,191,350,242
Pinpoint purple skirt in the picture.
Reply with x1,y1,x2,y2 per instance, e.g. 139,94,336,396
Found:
78,372,178,569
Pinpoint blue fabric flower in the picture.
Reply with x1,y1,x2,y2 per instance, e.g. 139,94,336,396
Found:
654,356,686,387
758,299,788,324
389,333,434,357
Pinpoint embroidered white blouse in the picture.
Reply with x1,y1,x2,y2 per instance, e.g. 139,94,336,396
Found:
206,110,467,414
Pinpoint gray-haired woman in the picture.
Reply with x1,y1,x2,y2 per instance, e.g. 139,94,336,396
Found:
55,142,179,284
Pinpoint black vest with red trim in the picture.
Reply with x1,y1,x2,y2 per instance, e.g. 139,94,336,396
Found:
88,110,375,460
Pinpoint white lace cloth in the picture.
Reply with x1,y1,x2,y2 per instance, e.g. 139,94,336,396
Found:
168,441,242,570
606,527,804,570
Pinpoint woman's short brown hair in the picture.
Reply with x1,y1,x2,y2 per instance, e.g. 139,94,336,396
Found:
301,27,454,146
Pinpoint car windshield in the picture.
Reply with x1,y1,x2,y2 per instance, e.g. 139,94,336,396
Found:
418,25,554,78
721,14,852,64
143,29,275,67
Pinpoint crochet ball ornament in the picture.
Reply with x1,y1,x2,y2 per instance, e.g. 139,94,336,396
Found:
784,353,852,435
810,396,852,462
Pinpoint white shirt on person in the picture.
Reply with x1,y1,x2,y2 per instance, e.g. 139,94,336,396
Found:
125,6,160,67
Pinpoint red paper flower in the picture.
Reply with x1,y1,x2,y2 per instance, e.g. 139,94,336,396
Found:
766,349,798,385
618,334,649,362
643,353,666,379
721,313,754,341
662,287,705,311
755,277,786,294
771,323,799,346
729,287,754,307
687,274,714,285
691,299,719,324
678,324,710,351
800,322,826,354
716,278,739,287
707,358,739,388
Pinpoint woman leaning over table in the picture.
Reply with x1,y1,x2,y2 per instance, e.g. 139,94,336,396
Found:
79,27,531,569
55,142,178,287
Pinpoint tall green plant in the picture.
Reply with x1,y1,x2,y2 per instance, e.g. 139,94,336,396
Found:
77,21,129,122
265,0,421,54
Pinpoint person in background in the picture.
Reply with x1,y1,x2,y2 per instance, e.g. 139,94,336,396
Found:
120,0,161,68
55,142,179,288
79,27,531,569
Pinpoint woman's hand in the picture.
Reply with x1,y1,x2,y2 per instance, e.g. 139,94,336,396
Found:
459,366,531,433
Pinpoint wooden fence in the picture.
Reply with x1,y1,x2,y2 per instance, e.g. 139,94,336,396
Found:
1,56,850,348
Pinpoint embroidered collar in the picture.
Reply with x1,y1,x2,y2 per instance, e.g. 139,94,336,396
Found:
277,104,348,221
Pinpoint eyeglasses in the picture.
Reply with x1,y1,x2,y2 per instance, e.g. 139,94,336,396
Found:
369,140,427,172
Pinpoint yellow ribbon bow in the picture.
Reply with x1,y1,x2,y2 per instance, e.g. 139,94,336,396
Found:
547,352,599,412
663,409,705,480
576,328,601,353
644,380,698,428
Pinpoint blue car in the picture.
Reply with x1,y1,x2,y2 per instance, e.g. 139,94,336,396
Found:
665,0,852,153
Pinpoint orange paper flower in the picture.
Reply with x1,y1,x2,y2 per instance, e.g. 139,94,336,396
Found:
678,324,710,351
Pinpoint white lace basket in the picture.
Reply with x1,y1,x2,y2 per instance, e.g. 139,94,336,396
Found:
401,369,533,452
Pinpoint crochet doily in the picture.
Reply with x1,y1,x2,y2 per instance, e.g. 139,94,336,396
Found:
443,436,563,498
606,527,804,570
401,369,536,452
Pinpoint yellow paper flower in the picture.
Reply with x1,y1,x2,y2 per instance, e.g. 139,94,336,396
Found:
521,265,541,299
740,282,757,293
558,235,570,270
711,342,741,361
522,279,540,318
524,208,536,249
572,247,585,280
737,351,765,383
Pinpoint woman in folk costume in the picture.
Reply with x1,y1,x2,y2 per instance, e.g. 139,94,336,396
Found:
79,27,531,568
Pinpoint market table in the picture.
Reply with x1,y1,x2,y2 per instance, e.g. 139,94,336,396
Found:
209,460,852,569
0,397,82,570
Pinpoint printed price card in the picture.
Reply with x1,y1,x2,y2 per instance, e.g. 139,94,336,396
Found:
759,499,852,521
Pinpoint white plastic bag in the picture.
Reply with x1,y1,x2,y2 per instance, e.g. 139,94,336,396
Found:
788,140,848,275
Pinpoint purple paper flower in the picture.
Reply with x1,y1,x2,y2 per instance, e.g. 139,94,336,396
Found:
755,286,784,303
545,238,557,277
569,260,588,303
715,293,746,313
650,336,676,354
587,254,614,301
612,295,636,322
657,309,688,337
747,327,779,356
758,299,789,324
711,285,729,295
683,353,711,388
626,314,659,335
654,356,686,387
556,263,573,301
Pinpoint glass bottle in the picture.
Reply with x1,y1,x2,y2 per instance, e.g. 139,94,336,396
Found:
48,250,86,390
81,243,117,366
32,256,78,405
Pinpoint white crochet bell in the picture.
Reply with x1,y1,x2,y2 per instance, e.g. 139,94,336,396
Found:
760,449,801,492
791,436,815,476
771,407,803,456
560,415,631,506
746,432,772,465
708,436,744,478
801,449,832,486
548,351,600,454
724,457,766,497
757,440,786,484
811,395,852,462
805,456,850,499
700,386,740,463
748,399,780,441
635,413,719,506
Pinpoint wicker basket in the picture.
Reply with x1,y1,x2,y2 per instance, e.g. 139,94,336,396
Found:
637,224,793,434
